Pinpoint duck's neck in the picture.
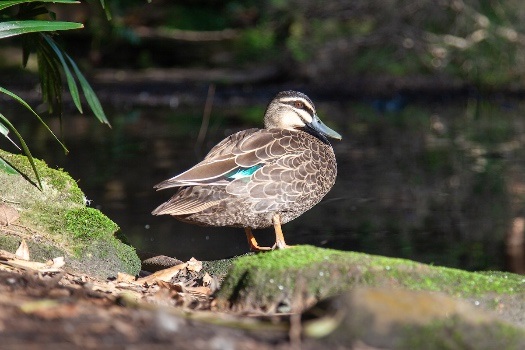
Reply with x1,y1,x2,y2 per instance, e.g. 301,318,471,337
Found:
299,126,331,145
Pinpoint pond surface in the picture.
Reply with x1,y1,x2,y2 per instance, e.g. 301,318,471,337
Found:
3,91,525,270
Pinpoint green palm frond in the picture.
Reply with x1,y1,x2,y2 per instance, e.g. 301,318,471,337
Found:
0,0,111,188
0,86,68,153
0,1,78,12
0,113,42,189
0,20,83,39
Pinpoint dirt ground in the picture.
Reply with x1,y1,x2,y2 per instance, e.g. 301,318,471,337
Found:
0,250,346,350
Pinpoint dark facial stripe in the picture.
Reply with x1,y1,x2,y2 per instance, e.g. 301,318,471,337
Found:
281,100,315,117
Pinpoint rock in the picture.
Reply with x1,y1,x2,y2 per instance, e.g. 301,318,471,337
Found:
214,245,363,313
308,287,525,349
141,254,185,273
0,149,141,278
214,245,525,328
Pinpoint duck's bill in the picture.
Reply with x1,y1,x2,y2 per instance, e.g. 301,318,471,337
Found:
310,115,342,140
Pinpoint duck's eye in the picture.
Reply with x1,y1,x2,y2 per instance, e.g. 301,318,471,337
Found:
294,101,304,109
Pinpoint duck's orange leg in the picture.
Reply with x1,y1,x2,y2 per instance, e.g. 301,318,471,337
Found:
272,214,292,249
244,227,272,252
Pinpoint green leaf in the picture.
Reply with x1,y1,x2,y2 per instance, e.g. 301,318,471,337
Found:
66,55,111,126
37,36,63,116
21,33,38,68
98,0,112,20
0,0,78,12
0,158,18,175
0,20,83,39
0,120,21,150
0,113,42,189
0,86,68,153
43,34,82,113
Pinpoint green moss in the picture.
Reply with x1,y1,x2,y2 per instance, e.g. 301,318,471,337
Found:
0,234,65,262
229,245,525,296
65,207,119,240
68,238,140,276
23,203,65,238
0,150,141,277
63,207,141,275
0,234,22,253
112,239,141,274
216,245,525,311
231,245,351,271
0,149,84,204
217,246,365,310
369,256,525,296
202,254,251,281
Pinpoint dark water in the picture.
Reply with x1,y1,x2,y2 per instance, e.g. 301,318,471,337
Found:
3,93,524,270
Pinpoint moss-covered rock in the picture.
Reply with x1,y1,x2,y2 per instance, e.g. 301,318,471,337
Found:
0,150,141,278
214,246,525,320
214,245,525,346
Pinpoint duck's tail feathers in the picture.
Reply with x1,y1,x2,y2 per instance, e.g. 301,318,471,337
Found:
152,198,220,216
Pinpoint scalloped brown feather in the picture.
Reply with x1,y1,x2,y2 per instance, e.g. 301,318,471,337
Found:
152,127,337,229
152,91,339,237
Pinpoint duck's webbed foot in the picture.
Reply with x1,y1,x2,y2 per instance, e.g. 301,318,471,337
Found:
244,227,272,252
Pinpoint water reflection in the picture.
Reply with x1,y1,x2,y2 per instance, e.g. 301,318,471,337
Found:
3,95,524,270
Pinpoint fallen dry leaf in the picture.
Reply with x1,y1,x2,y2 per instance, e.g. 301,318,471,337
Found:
157,280,183,292
91,281,117,294
45,256,65,269
15,239,30,261
117,272,136,283
203,272,213,286
0,204,19,226
4,256,64,274
137,262,188,285
6,258,48,271
187,257,202,272
0,249,18,260
203,272,220,293
185,286,212,296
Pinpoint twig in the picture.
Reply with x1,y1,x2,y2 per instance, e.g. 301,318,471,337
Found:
196,84,215,157
0,196,20,205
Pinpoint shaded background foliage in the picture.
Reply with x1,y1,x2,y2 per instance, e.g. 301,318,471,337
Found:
56,0,525,87
2,0,525,272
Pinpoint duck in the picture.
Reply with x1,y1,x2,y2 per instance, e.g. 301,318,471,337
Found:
152,90,342,251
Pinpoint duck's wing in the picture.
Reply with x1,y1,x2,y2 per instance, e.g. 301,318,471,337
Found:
153,128,279,190
225,130,334,213
153,129,334,217
151,186,225,215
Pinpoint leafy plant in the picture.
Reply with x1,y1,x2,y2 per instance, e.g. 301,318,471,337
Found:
0,0,109,189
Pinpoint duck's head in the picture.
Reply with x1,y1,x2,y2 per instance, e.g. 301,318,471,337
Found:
264,90,342,142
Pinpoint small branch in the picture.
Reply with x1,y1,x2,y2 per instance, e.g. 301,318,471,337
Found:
196,84,215,157
0,196,20,205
